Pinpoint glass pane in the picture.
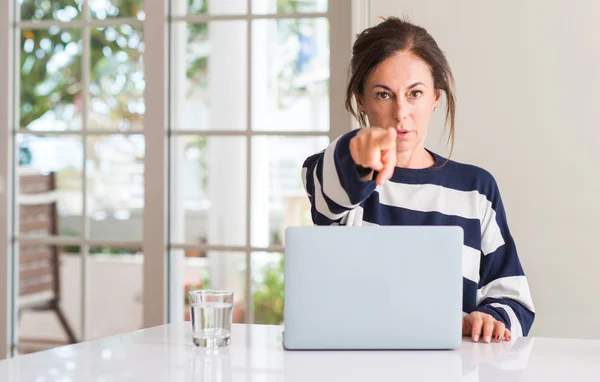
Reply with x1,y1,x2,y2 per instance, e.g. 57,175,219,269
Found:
251,136,328,247
170,21,247,131
87,135,144,242
173,250,246,324
252,252,283,325
90,0,145,20
20,29,82,131
252,0,327,15
90,26,144,131
87,247,143,339
16,244,81,354
169,136,246,246
178,0,247,15
17,134,83,238
20,0,82,21
252,18,329,132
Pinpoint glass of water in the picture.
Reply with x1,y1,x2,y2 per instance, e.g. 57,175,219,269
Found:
188,290,234,347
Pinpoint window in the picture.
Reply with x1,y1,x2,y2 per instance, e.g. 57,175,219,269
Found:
167,3,332,324
4,0,147,354
1,0,359,357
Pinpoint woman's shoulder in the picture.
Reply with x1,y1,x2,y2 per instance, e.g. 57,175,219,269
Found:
431,152,500,195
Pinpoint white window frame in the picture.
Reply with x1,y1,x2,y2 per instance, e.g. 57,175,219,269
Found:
0,0,15,361
0,0,370,358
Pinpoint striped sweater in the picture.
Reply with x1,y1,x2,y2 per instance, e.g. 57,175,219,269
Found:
302,129,535,337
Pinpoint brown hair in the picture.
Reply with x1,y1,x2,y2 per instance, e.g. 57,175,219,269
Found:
345,17,456,158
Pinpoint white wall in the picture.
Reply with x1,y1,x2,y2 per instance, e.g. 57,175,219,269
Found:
369,0,600,339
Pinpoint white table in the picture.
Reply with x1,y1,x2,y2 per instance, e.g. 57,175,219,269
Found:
0,324,599,381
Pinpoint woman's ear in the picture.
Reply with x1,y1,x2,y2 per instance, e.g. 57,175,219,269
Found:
355,93,365,114
434,89,442,108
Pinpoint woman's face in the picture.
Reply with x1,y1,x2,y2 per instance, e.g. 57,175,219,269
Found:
356,51,440,155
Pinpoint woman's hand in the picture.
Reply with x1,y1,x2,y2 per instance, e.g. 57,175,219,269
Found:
349,127,397,185
462,311,512,343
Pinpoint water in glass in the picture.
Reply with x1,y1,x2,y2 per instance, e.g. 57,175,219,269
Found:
191,301,233,347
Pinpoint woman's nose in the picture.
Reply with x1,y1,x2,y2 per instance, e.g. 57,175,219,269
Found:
393,99,408,121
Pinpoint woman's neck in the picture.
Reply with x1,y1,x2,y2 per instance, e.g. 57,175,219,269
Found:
395,147,435,169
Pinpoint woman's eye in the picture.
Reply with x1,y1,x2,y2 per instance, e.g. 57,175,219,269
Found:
376,92,391,100
409,90,423,99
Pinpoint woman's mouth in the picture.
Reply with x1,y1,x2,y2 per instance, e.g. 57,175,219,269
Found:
396,129,412,138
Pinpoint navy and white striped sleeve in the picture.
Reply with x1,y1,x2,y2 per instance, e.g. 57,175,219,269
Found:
301,129,376,225
475,177,535,337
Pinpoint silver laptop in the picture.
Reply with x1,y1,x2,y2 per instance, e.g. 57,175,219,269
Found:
283,225,463,350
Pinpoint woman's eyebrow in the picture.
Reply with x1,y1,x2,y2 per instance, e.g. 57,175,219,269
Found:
407,82,426,89
372,84,393,92
372,82,427,91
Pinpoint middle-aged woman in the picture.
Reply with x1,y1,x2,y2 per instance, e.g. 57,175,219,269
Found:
302,17,535,344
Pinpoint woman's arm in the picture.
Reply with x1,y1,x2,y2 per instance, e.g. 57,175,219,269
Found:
475,177,535,338
302,129,377,225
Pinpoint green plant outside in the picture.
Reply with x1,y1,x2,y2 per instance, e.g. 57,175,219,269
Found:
253,255,284,325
